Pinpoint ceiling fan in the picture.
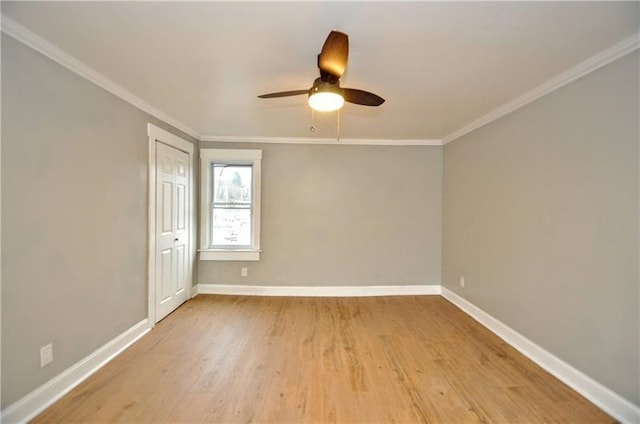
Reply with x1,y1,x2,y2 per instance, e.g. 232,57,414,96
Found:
258,31,385,112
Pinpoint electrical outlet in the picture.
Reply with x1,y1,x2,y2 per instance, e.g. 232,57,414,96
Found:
459,276,466,288
40,343,53,368
241,267,248,277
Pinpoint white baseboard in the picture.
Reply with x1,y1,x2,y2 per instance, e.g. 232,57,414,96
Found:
194,283,441,297
440,287,640,424
190,284,199,298
1,319,150,424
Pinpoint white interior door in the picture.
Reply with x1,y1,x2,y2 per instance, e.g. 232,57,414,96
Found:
155,142,190,322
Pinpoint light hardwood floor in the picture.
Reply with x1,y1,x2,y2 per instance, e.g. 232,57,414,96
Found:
33,295,613,423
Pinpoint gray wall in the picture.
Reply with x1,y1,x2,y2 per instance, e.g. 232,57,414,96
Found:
199,142,443,287
1,34,198,408
442,52,639,405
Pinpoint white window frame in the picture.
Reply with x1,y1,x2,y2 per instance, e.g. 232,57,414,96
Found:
200,148,262,261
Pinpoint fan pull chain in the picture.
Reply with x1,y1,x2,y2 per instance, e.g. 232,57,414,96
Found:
336,109,341,141
309,109,316,132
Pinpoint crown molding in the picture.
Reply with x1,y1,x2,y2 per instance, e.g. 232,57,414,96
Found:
199,135,442,146
442,32,640,145
1,15,201,140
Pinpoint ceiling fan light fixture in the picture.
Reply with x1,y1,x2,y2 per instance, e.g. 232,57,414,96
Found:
308,81,344,112
308,91,344,112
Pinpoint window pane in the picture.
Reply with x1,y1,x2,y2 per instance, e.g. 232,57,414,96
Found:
212,207,251,246
212,165,252,204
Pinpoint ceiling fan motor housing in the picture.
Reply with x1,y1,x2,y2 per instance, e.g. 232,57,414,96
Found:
309,78,344,97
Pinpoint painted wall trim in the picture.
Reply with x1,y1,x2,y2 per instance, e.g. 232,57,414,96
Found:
199,135,442,146
194,283,442,297
0,15,200,140
190,284,199,298
1,319,150,424
440,287,640,424
442,32,640,144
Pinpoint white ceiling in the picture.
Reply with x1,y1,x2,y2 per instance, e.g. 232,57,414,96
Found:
2,1,639,141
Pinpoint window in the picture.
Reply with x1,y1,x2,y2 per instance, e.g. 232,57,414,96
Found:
200,149,262,260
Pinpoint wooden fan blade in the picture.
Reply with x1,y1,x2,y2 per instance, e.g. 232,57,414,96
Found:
343,88,385,106
318,31,349,81
258,89,309,99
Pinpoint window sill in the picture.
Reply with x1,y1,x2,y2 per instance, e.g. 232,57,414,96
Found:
199,249,261,261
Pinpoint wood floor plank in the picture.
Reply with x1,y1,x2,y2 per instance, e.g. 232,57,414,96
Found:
32,295,614,423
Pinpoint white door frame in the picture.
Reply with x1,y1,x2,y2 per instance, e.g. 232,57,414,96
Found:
147,123,195,327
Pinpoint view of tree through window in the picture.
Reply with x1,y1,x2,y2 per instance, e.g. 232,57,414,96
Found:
211,164,252,246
